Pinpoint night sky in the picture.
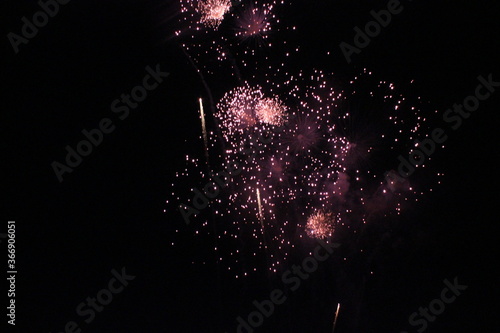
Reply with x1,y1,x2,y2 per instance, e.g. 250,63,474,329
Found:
3,0,500,332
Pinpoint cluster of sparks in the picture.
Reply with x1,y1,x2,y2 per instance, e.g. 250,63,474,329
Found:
177,0,286,69
197,0,231,29
235,2,273,40
255,97,286,126
215,84,287,137
166,0,443,279
306,210,335,239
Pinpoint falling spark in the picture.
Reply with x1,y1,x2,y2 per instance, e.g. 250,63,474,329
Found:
256,187,264,228
332,303,341,333
199,98,210,166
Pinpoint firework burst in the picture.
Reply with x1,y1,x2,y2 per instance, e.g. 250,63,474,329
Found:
235,2,273,41
255,97,287,126
284,113,322,153
168,0,442,278
215,84,263,136
197,0,232,29
306,210,335,239
215,83,288,139
166,67,442,278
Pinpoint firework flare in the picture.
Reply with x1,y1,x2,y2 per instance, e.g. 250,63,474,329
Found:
199,98,210,165
332,303,341,333
256,187,264,227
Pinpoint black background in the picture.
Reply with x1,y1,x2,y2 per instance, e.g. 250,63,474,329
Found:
3,0,500,332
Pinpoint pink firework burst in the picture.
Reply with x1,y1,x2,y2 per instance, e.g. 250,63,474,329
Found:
197,0,231,29
235,3,273,40
255,97,287,126
306,210,335,239
285,113,322,153
216,84,263,138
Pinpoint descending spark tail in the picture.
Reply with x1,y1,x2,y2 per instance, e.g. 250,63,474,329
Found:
199,98,210,167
